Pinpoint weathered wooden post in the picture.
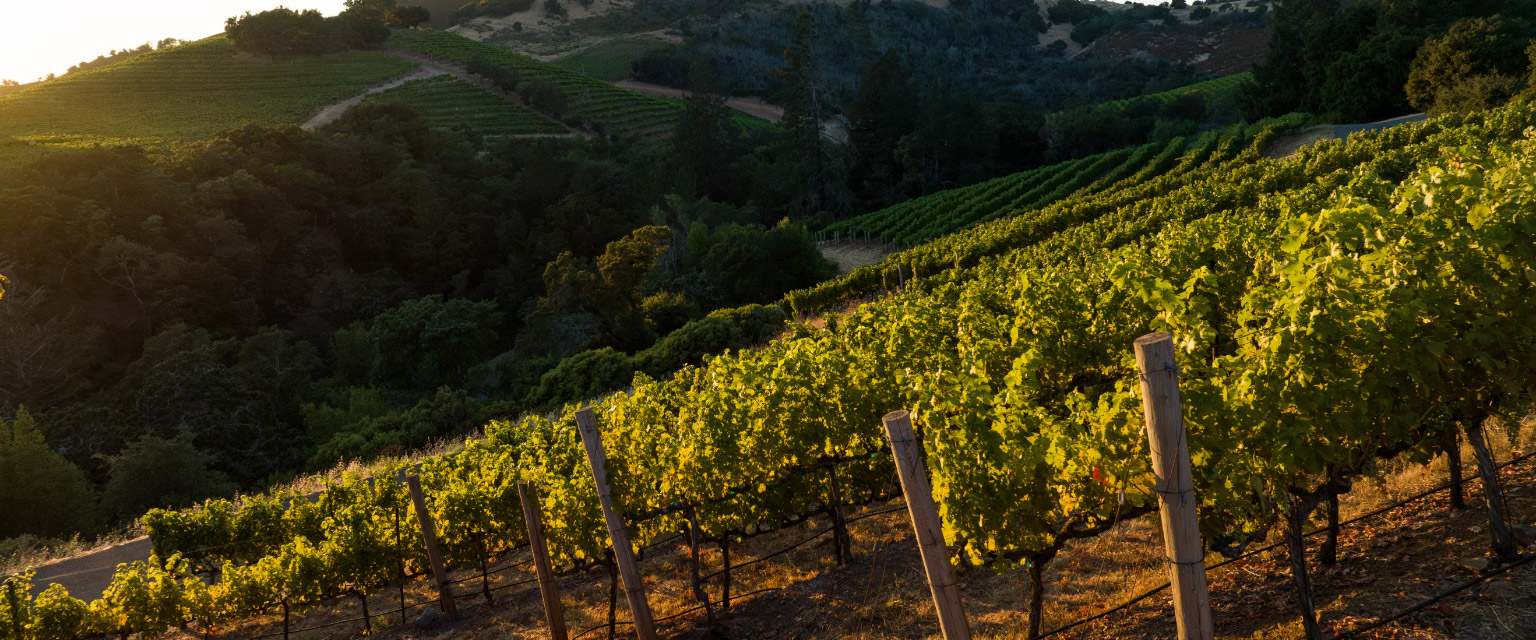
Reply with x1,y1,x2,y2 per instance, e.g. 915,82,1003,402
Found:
882,410,971,640
575,407,658,640
407,475,458,620
518,481,568,640
1133,331,1214,640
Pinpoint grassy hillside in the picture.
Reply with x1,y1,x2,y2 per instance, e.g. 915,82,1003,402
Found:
552,37,672,81
363,76,569,136
0,38,414,153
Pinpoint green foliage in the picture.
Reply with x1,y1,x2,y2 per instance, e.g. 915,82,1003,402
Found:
363,296,503,392
1406,16,1534,115
633,304,786,377
394,30,768,139
364,76,567,136
520,225,675,356
451,0,536,25
224,8,346,57
306,388,479,468
828,130,1223,244
552,38,671,81
93,102,1536,640
691,220,836,306
523,347,637,409
1046,0,1105,25
224,0,399,57
1247,0,1536,121
0,409,96,539
0,38,413,152
102,435,236,519
1068,3,1176,45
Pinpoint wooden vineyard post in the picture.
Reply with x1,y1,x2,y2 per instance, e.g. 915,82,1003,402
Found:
882,410,971,640
575,407,658,640
406,475,459,620
518,481,568,640
1133,332,1214,640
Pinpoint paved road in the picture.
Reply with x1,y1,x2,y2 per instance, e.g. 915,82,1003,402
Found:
1266,112,1427,159
25,536,153,598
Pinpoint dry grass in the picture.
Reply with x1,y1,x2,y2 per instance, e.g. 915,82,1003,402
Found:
819,241,893,276
0,523,145,577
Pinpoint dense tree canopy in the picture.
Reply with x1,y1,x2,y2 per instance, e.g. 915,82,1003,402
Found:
1246,0,1536,120
1405,16,1534,115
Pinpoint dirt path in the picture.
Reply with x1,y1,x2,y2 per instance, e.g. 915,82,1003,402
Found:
613,79,785,122
303,52,581,137
303,65,446,130
611,79,851,142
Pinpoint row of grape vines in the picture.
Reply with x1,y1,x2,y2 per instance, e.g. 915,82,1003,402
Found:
364,76,569,136
551,38,672,82
6,104,1536,640
1064,72,1253,117
825,125,1244,244
390,30,771,139
0,38,414,152
787,112,1308,316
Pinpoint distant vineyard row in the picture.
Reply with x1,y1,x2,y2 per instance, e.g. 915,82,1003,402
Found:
0,38,414,152
825,126,1249,243
791,112,1307,316
391,30,772,138
364,75,568,136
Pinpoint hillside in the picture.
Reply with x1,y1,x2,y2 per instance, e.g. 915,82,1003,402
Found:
11,98,1536,640
0,38,414,155
7,3,1536,640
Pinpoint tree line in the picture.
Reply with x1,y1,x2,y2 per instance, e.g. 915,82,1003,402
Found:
1245,0,1536,121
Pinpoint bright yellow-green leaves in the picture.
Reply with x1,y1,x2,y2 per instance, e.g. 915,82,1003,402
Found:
24,103,1536,640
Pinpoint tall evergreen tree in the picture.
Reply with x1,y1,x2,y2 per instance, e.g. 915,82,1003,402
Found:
848,51,916,208
776,11,830,216
0,408,97,538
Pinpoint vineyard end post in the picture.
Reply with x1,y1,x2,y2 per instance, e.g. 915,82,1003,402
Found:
1133,331,1214,640
518,480,569,640
882,410,972,640
575,407,658,640
406,474,459,620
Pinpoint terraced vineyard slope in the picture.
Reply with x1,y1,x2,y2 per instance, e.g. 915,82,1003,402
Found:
363,76,568,136
553,37,672,81
1077,71,1253,116
0,38,415,152
13,102,1535,640
392,30,771,138
793,114,1308,314
826,124,1246,244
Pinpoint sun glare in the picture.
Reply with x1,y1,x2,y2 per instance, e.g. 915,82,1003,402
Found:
0,0,346,84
